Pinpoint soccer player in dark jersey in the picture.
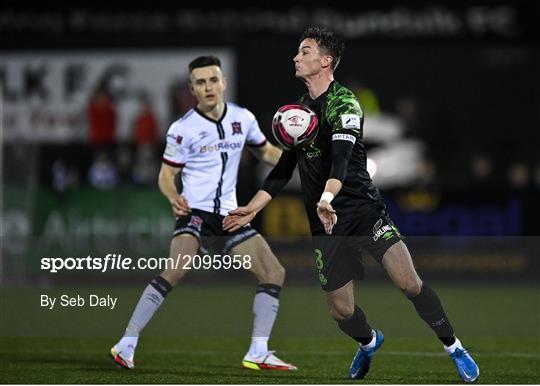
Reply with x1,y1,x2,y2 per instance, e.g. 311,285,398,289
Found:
223,27,479,382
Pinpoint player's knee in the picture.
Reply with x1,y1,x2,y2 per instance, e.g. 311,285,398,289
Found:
275,263,286,282
329,301,354,321
160,270,185,287
399,278,423,297
262,263,285,286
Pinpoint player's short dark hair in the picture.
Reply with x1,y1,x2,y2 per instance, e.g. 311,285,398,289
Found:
300,27,345,71
188,56,221,73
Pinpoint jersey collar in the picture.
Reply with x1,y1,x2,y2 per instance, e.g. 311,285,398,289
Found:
194,103,228,124
304,80,336,103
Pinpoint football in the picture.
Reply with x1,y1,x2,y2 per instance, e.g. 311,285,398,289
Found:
271,104,318,150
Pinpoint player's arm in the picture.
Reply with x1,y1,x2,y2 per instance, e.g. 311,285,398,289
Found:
320,136,355,199
223,150,297,231
158,163,191,217
161,120,191,217
247,142,283,166
318,98,363,233
222,190,273,232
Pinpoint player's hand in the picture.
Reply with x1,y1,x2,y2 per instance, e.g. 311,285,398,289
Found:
222,207,256,232
170,195,191,217
316,200,337,235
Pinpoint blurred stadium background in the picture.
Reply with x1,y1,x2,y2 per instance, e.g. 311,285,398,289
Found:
1,2,539,384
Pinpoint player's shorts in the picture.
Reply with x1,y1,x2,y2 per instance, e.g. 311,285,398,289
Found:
312,201,403,292
173,209,258,254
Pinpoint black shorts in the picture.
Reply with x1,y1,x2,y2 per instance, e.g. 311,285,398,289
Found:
312,201,403,292
173,209,258,254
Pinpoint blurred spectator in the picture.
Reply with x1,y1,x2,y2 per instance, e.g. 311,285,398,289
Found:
52,159,80,192
471,154,493,178
88,151,118,190
133,94,159,146
508,162,530,190
468,154,497,191
132,144,159,186
52,159,68,192
88,84,117,146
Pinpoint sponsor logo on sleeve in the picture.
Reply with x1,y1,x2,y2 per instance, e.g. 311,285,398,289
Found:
164,143,176,157
341,114,361,129
332,133,356,144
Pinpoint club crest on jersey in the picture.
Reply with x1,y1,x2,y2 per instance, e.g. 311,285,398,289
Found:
176,135,183,144
231,122,243,135
188,215,203,231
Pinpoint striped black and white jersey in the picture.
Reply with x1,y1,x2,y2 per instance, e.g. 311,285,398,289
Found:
162,103,267,216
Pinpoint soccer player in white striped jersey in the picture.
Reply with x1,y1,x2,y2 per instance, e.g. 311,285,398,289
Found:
110,56,296,371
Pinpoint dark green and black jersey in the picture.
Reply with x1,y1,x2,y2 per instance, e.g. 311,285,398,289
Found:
263,81,383,232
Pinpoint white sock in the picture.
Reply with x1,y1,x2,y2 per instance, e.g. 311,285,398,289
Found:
117,336,138,358
361,330,377,350
248,291,279,356
124,281,168,338
248,337,269,357
444,337,463,354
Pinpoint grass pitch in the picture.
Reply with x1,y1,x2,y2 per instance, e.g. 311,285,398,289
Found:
1,282,539,384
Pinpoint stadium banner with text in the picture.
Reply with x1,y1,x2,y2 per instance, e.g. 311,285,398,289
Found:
1,5,538,45
0,50,235,142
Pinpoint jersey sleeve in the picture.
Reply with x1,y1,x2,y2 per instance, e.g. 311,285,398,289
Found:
245,110,267,147
326,88,364,142
261,150,298,197
162,121,190,167
326,88,364,182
